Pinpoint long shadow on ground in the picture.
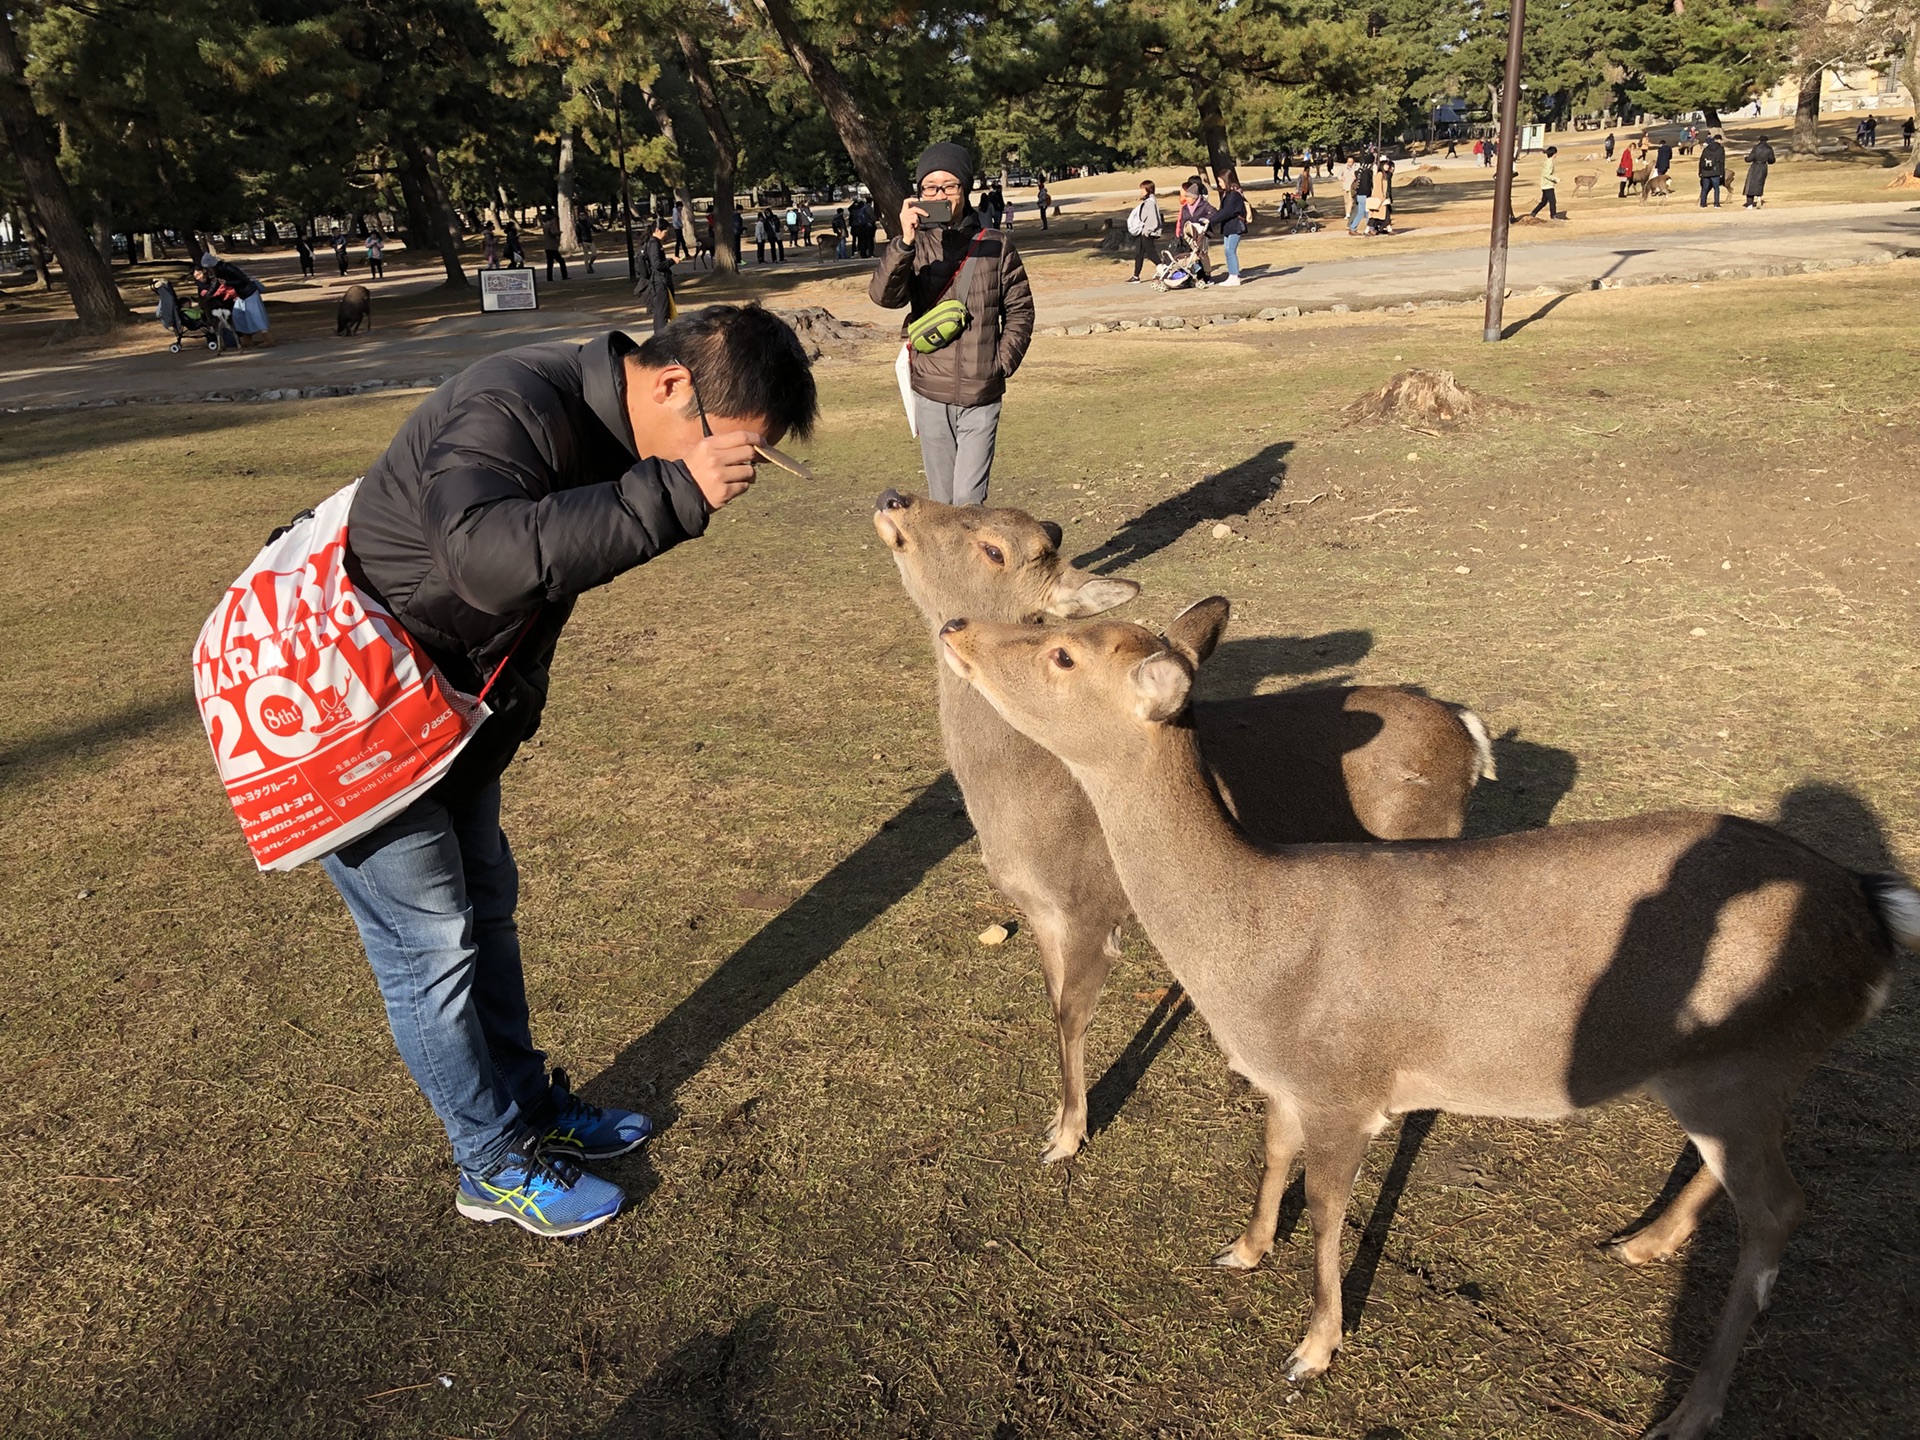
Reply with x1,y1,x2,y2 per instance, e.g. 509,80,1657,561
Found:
1073,441,1293,574
582,774,973,1213
1640,781,1920,1436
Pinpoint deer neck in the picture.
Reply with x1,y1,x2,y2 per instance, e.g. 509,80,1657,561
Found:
1064,721,1284,1004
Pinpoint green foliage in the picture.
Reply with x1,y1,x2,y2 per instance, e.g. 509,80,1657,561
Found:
1,0,1802,235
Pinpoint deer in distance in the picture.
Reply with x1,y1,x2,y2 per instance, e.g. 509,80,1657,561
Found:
874,491,1494,1162
937,596,1916,1440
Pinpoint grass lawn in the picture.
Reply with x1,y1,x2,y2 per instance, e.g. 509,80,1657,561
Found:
2,264,1917,1438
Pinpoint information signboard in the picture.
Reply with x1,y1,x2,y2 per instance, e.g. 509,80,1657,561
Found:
480,268,538,313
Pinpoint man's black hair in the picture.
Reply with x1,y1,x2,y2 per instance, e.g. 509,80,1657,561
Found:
632,303,819,440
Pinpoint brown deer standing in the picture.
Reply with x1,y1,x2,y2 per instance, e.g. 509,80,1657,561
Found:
875,492,1494,1161
938,598,1915,1440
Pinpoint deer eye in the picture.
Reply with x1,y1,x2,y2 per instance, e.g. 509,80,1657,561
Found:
1049,648,1075,670
980,543,1005,565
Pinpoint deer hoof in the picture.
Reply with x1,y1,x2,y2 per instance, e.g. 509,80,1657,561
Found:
1283,1342,1335,1384
1212,1238,1267,1271
1604,1232,1676,1267
1640,1397,1721,1440
1039,1129,1083,1165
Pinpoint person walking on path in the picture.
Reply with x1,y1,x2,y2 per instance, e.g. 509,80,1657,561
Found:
1743,137,1775,208
333,232,351,276
1904,116,1915,152
784,203,800,245
505,222,526,268
1217,171,1249,285
639,216,674,331
366,230,386,278
1529,145,1561,220
1338,156,1356,227
324,306,817,1238
540,211,568,280
1604,131,1616,160
577,212,596,273
1698,133,1727,207
833,207,849,259
483,223,500,269
1126,179,1162,282
671,200,689,258
295,234,315,278
1617,143,1637,198
1347,154,1374,234
1035,181,1051,230
869,141,1035,506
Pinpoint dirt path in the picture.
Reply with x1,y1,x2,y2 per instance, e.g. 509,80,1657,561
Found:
3,200,1916,410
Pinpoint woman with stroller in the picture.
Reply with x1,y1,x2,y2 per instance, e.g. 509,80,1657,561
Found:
1126,179,1162,283
1178,177,1216,285
198,252,270,346
1217,171,1249,286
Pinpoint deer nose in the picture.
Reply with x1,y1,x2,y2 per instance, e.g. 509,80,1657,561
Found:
939,618,967,636
876,489,911,512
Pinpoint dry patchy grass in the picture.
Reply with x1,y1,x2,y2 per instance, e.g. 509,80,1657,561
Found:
2,264,1917,1439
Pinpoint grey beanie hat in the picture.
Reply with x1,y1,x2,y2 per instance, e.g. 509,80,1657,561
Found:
913,142,975,194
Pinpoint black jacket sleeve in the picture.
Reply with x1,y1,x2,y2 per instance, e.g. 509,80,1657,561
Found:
417,390,709,615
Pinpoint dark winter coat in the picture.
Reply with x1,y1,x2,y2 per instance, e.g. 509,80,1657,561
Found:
1218,191,1250,236
346,331,710,795
1698,140,1727,179
1744,141,1774,196
869,210,1035,409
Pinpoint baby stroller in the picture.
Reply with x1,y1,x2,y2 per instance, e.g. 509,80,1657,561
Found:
1276,192,1323,233
153,278,237,354
1153,220,1210,291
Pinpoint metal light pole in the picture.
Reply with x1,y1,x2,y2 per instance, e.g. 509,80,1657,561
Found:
1482,0,1528,342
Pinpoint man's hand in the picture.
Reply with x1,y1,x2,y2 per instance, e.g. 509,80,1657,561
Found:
898,199,927,244
685,430,763,510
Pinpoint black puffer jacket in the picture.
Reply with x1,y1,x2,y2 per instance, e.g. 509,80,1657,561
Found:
347,330,710,795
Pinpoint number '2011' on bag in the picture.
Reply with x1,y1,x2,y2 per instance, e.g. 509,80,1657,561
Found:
192,480,491,872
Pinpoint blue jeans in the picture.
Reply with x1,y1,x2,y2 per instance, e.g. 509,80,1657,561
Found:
1223,232,1242,277
1348,194,1369,233
324,782,549,1175
1700,176,1722,207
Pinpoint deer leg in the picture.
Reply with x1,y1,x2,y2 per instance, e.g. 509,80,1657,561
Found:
1642,1089,1804,1440
1606,1158,1722,1266
1216,1091,1305,1271
1034,915,1118,1165
1285,1125,1370,1383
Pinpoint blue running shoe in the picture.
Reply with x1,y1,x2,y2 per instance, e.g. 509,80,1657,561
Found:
543,1068,654,1160
455,1138,624,1238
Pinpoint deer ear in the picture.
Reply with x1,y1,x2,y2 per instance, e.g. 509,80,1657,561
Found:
1161,596,1230,667
1131,651,1193,723
1045,569,1141,619
1039,520,1064,549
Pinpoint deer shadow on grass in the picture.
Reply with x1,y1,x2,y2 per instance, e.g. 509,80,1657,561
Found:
1638,781,1920,1436
577,1304,783,1440
1073,441,1293,574
582,774,973,1214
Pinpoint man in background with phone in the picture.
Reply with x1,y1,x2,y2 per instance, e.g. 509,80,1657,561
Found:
869,141,1035,505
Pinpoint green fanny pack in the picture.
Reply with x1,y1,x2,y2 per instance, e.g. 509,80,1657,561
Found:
907,297,971,354
906,231,986,355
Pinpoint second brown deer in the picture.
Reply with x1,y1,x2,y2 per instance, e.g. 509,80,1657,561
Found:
875,491,1495,1162
939,598,1914,1440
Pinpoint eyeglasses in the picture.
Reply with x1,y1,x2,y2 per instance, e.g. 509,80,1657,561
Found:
687,370,712,438
918,182,964,198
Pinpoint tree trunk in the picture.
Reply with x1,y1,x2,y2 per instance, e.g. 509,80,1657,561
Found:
748,0,907,234
401,139,468,286
396,155,438,253
1192,81,1237,179
556,129,579,250
1794,67,1823,153
673,25,739,274
0,11,128,327
635,74,697,224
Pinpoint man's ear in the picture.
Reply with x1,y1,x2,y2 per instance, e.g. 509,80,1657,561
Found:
1045,569,1141,619
1131,651,1193,723
1161,596,1230,668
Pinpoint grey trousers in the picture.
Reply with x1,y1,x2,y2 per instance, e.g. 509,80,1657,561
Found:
915,394,1003,506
